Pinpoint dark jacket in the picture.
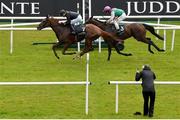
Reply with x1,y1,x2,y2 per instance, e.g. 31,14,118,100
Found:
64,11,79,24
135,66,156,92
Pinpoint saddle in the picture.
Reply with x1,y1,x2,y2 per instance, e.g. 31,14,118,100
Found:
107,23,125,36
72,24,86,41
117,24,125,36
75,24,85,33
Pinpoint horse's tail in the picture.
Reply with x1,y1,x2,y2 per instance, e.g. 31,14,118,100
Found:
143,24,164,40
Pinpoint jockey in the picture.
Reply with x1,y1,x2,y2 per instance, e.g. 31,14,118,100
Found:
60,9,83,34
103,6,126,35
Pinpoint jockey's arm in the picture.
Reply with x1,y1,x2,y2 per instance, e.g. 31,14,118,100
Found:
107,11,115,23
65,13,71,25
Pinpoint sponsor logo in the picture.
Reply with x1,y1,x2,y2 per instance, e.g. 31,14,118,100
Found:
127,1,180,15
0,2,40,15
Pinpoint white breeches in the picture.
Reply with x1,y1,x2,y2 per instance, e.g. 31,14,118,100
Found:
110,13,126,30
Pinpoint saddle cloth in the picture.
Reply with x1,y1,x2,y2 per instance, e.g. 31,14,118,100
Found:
73,24,86,42
119,24,125,32
74,24,85,34
107,23,125,34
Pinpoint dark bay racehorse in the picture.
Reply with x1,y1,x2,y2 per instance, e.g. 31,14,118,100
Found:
37,15,121,60
86,17,165,60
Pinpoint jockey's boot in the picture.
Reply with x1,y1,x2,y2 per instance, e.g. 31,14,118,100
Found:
71,30,76,34
116,29,123,36
116,29,122,35
71,24,76,34
116,26,124,36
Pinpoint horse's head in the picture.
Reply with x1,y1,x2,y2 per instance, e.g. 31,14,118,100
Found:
85,16,95,24
86,16,106,30
86,16,105,25
37,15,52,30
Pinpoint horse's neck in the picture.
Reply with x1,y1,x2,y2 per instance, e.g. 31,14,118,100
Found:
50,23,70,39
50,24,61,34
91,20,105,30
93,20,118,30
50,20,63,32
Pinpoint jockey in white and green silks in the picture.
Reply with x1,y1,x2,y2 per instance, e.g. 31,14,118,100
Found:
103,6,126,35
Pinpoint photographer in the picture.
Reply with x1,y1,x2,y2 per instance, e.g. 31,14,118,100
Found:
135,65,156,117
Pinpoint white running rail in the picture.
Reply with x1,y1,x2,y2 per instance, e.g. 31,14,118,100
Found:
0,54,90,115
0,81,91,85
0,16,180,54
109,81,180,114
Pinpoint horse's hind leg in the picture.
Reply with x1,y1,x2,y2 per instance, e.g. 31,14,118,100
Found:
147,38,165,52
79,38,93,57
148,42,154,54
136,37,155,54
137,37,159,54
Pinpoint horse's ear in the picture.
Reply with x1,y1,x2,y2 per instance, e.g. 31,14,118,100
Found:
46,15,50,18
90,16,93,19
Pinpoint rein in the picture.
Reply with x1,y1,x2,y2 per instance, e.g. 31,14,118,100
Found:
50,24,66,28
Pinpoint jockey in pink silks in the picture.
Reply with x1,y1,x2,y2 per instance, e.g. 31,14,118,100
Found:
103,6,126,35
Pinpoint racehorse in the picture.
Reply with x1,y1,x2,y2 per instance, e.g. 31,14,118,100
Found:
86,17,165,60
37,15,121,60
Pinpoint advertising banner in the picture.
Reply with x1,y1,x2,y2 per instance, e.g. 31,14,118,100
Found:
0,0,82,16
91,0,180,16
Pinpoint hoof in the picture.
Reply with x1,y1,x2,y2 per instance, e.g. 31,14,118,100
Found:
107,59,111,61
150,51,154,54
55,56,60,59
73,55,81,60
160,49,165,52
123,53,132,56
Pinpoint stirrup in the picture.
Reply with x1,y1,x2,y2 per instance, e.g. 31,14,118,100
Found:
116,30,123,36
71,31,76,34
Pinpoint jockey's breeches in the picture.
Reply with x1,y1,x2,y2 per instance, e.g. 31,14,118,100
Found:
113,13,126,30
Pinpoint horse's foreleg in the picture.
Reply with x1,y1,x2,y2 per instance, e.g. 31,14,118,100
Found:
104,40,112,61
62,42,76,55
74,38,93,59
80,39,93,57
114,47,132,56
107,44,112,61
52,42,62,59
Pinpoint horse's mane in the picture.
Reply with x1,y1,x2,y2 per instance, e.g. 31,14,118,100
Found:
93,18,105,24
55,20,70,28
58,22,66,26
48,17,68,27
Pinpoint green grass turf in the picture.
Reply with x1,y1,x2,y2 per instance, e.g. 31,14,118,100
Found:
0,22,180,118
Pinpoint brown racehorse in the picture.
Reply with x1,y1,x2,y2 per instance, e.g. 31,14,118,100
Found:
86,17,165,60
37,15,121,60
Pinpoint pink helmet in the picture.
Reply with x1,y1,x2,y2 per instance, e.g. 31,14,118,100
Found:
103,6,111,12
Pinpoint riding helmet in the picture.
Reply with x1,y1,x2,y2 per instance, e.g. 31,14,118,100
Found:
60,9,66,16
103,6,112,13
